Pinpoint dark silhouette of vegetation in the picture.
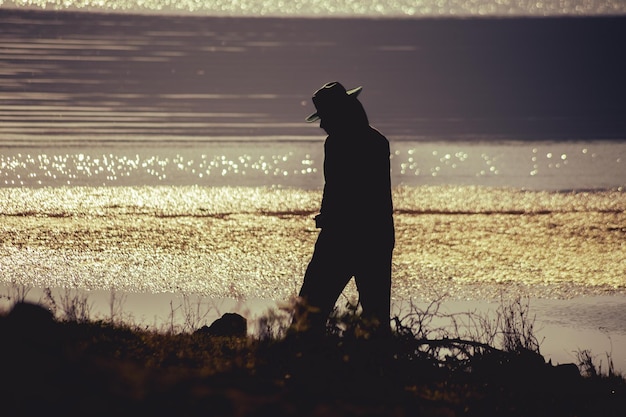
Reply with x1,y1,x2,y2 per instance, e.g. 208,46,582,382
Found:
1,289,624,417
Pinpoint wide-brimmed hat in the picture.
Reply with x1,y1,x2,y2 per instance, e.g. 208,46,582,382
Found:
305,81,363,123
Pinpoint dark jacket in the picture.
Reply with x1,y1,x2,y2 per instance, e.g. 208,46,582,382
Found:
316,101,394,239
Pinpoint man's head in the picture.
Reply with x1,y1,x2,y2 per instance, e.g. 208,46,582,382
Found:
305,82,363,128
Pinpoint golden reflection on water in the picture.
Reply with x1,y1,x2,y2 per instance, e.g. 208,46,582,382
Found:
0,186,624,301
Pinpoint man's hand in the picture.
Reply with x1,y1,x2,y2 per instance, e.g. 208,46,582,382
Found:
314,213,325,229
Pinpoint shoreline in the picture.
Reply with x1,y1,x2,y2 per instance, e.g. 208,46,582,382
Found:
2,285,625,372
3,291,625,417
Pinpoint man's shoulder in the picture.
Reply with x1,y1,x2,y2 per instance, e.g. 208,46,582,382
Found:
367,126,390,148
367,125,387,138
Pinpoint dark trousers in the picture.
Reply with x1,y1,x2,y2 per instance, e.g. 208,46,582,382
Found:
296,225,394,337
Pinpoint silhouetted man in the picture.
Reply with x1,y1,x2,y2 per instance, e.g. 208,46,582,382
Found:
294,81,395,338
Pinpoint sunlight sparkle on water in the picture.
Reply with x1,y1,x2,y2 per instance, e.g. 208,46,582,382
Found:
2,141,625,190
0,149,317,187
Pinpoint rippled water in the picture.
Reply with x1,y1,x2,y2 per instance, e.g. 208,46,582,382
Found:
2,10,625,147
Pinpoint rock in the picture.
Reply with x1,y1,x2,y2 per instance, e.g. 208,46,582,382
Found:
554,362,581,380
3,302,61,356
8,301,54,325
196,313,247,337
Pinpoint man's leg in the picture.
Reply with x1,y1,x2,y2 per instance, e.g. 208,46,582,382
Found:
354,246,393,337
295,229,353,336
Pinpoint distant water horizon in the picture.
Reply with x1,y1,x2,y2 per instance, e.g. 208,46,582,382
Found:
2,0,626,17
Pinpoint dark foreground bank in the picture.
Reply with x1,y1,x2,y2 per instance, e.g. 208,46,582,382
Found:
1,301,624,417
